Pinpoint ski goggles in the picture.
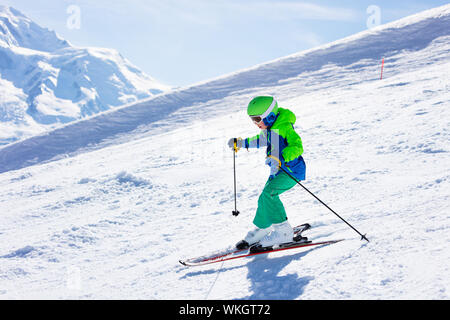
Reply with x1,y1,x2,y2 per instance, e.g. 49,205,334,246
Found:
250,115,263,123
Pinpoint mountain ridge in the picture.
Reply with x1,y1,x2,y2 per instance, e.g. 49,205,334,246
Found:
0,6,170,145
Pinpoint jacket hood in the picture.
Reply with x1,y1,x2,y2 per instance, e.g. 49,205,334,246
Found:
274,108,296,126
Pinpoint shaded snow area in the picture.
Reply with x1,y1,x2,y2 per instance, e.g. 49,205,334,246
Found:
0,5,449,299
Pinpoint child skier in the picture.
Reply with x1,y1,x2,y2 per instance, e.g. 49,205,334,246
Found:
228,96,306,251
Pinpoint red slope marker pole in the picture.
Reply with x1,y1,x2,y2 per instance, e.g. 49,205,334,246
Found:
380,58,385,80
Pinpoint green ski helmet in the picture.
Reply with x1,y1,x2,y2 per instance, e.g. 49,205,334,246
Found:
247,96,279,126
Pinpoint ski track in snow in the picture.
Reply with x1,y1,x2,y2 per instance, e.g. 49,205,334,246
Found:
0,6,449,299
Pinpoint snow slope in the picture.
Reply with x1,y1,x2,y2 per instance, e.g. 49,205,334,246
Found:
0,6,170,146
0,5,449,299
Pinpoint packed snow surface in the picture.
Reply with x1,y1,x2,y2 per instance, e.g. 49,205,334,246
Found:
0,5,449,299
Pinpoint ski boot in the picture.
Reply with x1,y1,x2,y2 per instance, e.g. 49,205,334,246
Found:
249,221,293,253
235,227,271,250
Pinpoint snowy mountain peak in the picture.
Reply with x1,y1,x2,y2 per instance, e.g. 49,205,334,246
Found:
0,6,170,145
0,6,69,52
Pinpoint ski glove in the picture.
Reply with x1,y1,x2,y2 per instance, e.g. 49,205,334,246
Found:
265,157,280,178
227,138,243,151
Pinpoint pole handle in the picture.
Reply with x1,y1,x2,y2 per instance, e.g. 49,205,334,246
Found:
266,155,282,168
233,137,243,153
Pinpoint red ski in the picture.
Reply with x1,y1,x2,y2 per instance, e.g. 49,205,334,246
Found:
179,223,311,267
179,238,344,267
180,222,343,267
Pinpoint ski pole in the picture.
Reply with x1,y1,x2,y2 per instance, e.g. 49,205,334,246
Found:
267,155,369,242
232,138,240,216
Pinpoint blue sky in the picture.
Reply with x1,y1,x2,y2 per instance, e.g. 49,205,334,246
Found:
3,0,449,87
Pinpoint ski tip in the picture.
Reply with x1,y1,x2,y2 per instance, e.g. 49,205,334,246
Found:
179,260,187,266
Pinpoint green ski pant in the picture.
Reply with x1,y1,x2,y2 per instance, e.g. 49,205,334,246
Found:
253,171,297,229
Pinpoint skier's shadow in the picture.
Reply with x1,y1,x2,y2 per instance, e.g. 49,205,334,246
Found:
240,248,315,300
180,247,317,299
